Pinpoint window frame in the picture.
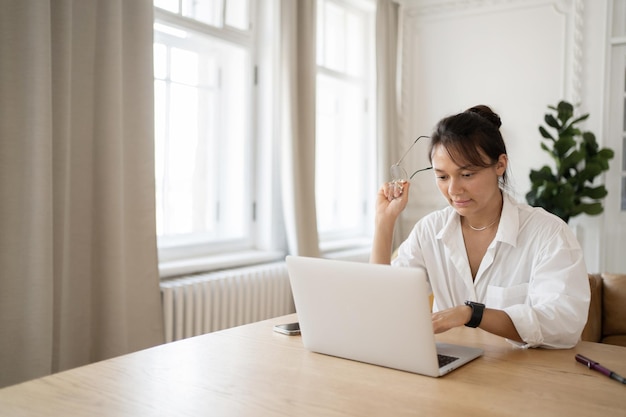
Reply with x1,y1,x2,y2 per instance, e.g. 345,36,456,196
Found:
154,3,285,277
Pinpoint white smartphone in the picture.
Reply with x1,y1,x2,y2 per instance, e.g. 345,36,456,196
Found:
273,322,301,335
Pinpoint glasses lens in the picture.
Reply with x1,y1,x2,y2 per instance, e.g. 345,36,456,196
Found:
390,164,408,181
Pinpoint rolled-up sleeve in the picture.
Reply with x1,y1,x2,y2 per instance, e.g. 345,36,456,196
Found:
503,227,590,349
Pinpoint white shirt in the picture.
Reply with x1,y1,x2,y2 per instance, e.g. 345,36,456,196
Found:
392,193,590,348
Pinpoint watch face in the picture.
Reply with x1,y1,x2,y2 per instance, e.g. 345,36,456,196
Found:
466,301,485,308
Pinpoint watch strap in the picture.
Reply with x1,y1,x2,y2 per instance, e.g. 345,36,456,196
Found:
464,300,485,328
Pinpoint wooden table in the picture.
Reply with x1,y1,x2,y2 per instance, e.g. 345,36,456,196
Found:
1,314,625,416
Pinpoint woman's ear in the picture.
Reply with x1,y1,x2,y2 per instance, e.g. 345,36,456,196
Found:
495,154,508,176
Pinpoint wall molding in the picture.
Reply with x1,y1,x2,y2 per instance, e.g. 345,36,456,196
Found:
398,0,583,104
397,0,572,16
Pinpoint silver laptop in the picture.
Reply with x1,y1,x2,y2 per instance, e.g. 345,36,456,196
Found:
285,255,483,377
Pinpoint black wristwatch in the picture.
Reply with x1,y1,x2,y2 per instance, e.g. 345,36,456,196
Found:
464,301,485,328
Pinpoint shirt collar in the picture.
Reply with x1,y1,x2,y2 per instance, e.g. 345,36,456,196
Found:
497,193,519,247
436,207,460,241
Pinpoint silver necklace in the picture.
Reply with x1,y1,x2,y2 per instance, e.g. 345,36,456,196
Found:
467,218,499,231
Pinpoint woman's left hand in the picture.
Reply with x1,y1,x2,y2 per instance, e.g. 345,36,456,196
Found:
431,305,472,333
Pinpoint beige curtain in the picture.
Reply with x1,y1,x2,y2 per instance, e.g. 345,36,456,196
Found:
0,0,163,388
279,0,320,257
376,0,402,248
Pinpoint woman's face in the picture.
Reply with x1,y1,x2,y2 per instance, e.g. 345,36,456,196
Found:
431,144,507,218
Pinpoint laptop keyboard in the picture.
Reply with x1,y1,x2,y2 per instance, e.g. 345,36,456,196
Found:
438,354,459,368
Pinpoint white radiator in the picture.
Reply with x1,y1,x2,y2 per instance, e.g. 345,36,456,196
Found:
160,262,295,343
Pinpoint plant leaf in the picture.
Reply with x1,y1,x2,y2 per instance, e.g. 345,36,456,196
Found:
581,186,608,199
562,150,584,168
556,101,574,123
529,166,554,183
545,114,560,129
598,148,615,159
539,126,555,140
564,114,589,130
582,131,599,154
581,161,603,178
554,136,576,157
560,150,583,177
580,202,604,216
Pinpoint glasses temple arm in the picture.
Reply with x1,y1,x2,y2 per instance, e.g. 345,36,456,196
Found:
395,135,430,166
409,166,433,179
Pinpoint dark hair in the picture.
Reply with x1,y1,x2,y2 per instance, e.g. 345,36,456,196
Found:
428,105,508,185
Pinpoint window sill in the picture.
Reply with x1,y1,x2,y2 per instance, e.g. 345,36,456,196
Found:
320,237,372,262
159,249,285,279
159,238,373,279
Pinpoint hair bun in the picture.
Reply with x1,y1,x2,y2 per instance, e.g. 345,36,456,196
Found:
467,105,502,129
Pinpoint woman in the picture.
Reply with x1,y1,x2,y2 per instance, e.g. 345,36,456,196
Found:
371,105,590,348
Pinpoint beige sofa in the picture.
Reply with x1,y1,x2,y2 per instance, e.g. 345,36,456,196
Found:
581,273,626,347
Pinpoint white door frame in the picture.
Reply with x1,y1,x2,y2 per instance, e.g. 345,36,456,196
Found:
602,30,626,272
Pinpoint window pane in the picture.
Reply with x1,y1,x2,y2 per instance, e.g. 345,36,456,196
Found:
170,48,198,85
183,0,223,27
166,83,199,234
225,0,249,30
155,0,179,13
316,75,367,235
219,46,248,237
154,32,250,243
323,2,345,72
345,11,364,77
316,77,339,232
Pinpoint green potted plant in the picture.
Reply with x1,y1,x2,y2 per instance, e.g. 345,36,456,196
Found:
525,100,614,223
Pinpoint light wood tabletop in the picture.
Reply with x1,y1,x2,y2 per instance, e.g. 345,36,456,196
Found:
1,313,625,416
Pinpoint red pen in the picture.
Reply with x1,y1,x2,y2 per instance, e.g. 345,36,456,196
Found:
575,354,626,385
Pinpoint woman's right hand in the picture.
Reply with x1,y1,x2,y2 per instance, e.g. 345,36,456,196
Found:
370,180,410,264
375,180,410,222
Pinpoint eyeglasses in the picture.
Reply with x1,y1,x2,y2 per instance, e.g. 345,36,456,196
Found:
390,135,433,182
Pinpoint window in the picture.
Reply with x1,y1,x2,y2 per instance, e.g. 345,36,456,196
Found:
315,0,376,247
154,0,377,274
154,1,256,263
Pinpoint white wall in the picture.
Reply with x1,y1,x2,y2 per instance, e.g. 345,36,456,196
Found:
395,0,610,272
